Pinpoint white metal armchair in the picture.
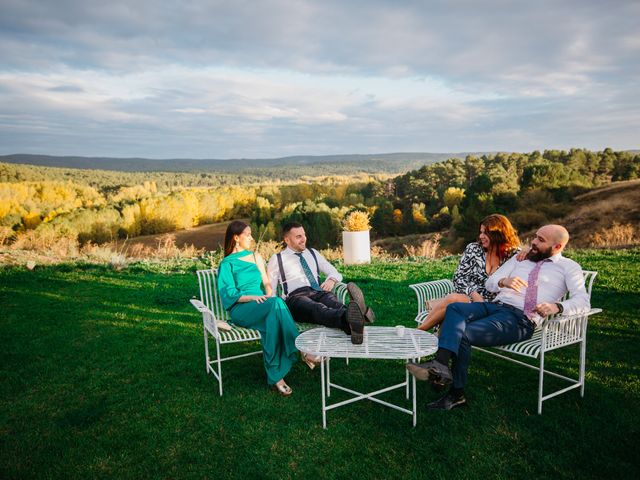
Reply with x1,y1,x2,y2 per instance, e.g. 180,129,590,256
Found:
409,271,602,413
191,268,348,395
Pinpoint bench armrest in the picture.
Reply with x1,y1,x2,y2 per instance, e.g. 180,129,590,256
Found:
332,281,349,305
408,279,455,325
541,308,603,328
538,308,602,346
190,298,232,338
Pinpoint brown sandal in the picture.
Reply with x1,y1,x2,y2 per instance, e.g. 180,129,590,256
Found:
272,381,293,397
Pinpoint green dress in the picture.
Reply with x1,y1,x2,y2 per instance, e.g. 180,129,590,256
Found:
217,251,299,385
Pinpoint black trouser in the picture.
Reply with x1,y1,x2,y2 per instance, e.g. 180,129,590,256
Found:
285,287,347,329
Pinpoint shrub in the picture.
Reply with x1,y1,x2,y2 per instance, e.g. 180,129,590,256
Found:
509,209,548,232
589,222,636,247
254,240,283,263
343,211,370,232
403,233,442,259
0,226,14,245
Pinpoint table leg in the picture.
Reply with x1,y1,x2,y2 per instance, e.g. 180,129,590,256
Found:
405,359,410,399
412,373,417,427
327,357,331,398
321,356,327,429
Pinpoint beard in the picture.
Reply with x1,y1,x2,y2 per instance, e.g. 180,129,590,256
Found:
526,245,553,262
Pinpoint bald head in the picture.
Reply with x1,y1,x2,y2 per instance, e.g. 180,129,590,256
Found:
536,224,570,256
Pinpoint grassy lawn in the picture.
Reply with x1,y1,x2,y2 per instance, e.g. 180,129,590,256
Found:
1,250,639,479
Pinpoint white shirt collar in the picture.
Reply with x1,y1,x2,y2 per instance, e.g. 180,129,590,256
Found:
284,247,306,256
548,252,563,263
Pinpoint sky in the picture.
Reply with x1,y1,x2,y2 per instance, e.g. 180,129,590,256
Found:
0,0,638,159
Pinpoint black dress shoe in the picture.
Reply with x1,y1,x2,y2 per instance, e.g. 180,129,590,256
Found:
427,392,467,410
406,360,452,385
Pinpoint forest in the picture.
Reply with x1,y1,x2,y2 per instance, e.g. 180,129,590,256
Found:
1,148,638,251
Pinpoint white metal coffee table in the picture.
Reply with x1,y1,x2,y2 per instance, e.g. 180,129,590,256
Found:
295,326,438,428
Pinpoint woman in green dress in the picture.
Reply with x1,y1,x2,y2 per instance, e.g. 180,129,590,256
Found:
217,220,315,396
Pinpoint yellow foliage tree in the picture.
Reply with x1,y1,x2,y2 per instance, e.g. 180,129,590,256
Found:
411,203,427,226
22,211,42,229
392,209,403,226
443,187,465,209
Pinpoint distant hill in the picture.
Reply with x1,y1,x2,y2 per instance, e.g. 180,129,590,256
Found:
373,179,640,254
556,179,640,248
0,152,491,174
512,179,640,248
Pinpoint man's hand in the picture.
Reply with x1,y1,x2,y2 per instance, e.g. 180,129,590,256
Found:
534,302,560,317
320,278,336,292
469,291,484,302
500,276,528,292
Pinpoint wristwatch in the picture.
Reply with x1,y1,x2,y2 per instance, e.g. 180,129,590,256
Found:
555,302,564,314
498,278,505,288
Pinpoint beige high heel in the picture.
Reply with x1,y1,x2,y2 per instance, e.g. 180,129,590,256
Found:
301,352,321,370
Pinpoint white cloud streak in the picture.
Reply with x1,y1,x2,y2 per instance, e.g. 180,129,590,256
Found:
0,0,638,157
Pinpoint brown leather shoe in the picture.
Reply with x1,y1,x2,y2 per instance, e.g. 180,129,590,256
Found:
347,283,366,312
406,360,452,385
347,302,365,344
364,306,376,324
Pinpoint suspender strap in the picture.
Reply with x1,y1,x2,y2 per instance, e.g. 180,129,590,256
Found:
277,249,321,297
308,248,321,284
276,253,288,296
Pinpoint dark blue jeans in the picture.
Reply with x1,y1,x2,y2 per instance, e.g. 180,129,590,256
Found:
438,302,535,389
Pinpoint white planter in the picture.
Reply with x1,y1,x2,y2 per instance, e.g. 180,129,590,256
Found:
342,230,371,265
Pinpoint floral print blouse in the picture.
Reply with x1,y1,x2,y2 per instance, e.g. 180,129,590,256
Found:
452,242,518,302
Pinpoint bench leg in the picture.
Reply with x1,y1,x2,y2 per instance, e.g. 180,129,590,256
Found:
213,341,223,396
538,351,545,415
204,327,210,374
580,337,587,397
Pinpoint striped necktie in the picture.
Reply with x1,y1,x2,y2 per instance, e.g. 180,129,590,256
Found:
295,252,321,290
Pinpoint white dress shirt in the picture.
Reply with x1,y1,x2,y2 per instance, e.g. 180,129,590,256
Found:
267,247,343,298
485,253,590,324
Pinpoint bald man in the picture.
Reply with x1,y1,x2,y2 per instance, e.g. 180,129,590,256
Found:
407,224,591,410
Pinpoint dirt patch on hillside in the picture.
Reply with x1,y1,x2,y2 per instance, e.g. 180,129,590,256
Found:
561,179,640,248
117,220,246,252
522,179,640,248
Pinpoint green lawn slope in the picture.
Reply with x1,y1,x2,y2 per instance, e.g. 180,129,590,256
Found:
1,250,638,479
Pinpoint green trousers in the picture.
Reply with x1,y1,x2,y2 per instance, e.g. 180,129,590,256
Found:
230,297,299,385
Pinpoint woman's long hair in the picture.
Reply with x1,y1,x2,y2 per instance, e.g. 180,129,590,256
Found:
480,214,520,260
223,220,249,257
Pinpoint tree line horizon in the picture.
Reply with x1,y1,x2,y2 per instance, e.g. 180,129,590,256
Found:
1,148,638,252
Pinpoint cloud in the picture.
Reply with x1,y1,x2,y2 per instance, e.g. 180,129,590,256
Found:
48,85,85,93
0,0,638,157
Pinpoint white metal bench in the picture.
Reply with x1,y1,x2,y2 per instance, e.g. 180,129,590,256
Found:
409,271,602,413
191,268,349,395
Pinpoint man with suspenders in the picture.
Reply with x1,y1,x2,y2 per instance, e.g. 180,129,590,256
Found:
267,221,375,344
